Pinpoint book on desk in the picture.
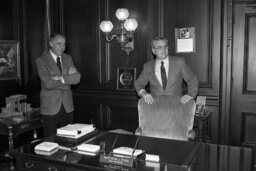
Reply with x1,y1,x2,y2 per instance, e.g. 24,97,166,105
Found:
54,123,97,148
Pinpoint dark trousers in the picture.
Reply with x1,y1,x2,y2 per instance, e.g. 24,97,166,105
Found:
42,104,73,137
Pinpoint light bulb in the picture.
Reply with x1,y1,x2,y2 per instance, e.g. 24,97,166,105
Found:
115,8,129,21
99,21,113,33
124,19,138,31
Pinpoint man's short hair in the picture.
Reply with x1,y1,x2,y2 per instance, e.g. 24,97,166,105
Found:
49,33,66,42
151,37,168,48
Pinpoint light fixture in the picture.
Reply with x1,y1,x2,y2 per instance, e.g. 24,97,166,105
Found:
99,8,138,54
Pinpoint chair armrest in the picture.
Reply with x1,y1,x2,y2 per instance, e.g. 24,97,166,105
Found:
188,129,195,141
135,127,142,135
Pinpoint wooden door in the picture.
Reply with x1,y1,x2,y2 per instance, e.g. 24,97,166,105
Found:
230,4,256,147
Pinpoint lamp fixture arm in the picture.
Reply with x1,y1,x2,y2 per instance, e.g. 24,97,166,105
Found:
105,34,118,42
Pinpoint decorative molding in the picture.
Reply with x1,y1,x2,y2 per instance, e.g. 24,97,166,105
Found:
243,11,256,94
241,112,256,147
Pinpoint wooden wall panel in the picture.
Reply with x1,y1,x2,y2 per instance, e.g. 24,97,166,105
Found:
74,96,103,128
163,0,213,88
241,112,256,147
106,101,138,131
63,0,101,89
26,0,45,81
244,14,256,92
105,0,152,89
0,0,25,108
0,0,15,39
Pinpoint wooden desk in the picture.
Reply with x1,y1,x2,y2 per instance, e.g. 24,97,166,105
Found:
0,109,43,152
11,132,254,171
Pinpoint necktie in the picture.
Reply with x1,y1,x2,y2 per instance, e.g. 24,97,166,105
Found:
57,56,62,73
161,61,167,90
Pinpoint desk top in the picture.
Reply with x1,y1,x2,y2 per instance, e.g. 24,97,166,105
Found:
11,132,254,171
0,108,41,126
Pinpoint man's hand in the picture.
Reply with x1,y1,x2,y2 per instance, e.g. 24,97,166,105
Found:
51,75,60,81
68,66,77,75
51,75,65,84
142,92,154,104
180,94,193,104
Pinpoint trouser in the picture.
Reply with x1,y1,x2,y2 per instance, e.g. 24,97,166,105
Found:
42,104,73,137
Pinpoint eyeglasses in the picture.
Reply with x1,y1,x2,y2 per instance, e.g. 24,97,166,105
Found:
153,45,168,50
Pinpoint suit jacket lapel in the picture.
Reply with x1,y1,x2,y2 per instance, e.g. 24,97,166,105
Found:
166,57,173,90
46,52,61,75
61,54,68,75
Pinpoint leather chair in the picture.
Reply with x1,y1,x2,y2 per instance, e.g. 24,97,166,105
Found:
135,95,196,141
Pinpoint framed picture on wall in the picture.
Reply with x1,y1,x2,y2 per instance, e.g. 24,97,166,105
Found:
0,40,20,82
175,27,195,53
117,67,136,91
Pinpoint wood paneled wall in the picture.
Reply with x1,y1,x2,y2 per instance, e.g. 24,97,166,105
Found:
0,0,222,143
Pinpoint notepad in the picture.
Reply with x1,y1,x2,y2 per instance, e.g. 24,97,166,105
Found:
113,147,143,157
145,154,160,162
35,148,59,156
35,142,59,152
77,144,100,153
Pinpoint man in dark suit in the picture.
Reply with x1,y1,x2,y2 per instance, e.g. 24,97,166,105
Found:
36,33,81,137
134,37,198,104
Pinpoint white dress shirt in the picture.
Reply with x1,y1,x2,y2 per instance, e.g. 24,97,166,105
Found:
50,50,62,64
139,57,169,96
155,57,169,86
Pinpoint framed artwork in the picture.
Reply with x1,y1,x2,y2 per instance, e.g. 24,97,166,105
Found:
175,27,195,53
117,67,136,90
195,96,207,115
0,40,20,82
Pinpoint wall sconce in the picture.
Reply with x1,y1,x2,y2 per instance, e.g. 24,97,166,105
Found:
99,8,138,54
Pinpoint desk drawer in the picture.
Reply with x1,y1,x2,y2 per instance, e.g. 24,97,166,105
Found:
18,158,65,171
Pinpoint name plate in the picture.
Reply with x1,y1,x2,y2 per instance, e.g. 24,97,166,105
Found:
99,154,134,167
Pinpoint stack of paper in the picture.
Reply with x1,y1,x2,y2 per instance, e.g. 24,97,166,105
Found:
34,142,59,155
76,143,100,156
77,143,100,153
113,147,143,157
57,123,95,138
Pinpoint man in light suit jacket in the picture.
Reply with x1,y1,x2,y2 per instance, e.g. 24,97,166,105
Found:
36,33,81,137
134,37,198,104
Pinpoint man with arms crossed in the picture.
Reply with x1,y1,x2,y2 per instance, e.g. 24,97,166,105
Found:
36,33,81,137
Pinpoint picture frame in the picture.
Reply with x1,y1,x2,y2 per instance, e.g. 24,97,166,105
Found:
0,40,20,82
117,67,136,91
195,96,207,115
175,27,195,53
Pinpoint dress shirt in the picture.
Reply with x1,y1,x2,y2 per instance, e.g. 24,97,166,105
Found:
155,57,169,86
138,57,169,96
50,50,65,84
50,50,62,64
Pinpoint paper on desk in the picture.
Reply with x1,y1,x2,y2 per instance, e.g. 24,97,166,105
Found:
57,123,95,137
113,147,143,157
77,143,100,153
35,142,59,152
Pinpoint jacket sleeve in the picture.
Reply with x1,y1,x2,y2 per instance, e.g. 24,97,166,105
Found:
134,64,149,95
36,58,68,90
62,58,81,85
180,58,198,98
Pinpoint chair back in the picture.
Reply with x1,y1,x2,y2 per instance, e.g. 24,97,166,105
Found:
137,95,196,141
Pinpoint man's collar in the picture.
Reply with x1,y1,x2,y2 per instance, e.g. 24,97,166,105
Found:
156,56,169,63
50,50,59,61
